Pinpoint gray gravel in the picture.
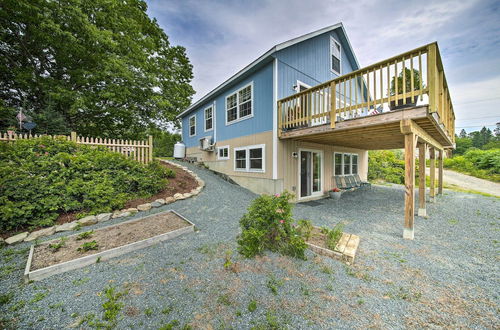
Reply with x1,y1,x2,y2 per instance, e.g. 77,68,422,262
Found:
1,161,499,329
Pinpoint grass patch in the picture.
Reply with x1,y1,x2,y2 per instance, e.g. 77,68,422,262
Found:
248,300,257,312
266,275,284,295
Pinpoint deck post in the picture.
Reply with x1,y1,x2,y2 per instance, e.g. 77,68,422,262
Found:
418,143,427,217
429,147,436,202
438,150,443,195
404,133,416,240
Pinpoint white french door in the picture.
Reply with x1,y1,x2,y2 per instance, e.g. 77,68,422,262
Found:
298,149,323,199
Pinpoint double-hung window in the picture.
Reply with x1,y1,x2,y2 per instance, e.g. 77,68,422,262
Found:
226,83,253,124
334,152,358,175
204,106,213,131
330,37,341,75
217,146,229,160
234,144,265,172
189,115,196,137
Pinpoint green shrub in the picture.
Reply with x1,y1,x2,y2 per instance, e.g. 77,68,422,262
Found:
0,136,171,231
321,224,344,250
368,150,405,184
237,191,307,259
444,148,499,182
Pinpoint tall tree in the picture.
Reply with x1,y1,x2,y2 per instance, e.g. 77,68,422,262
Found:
459,129,467,138
0,0,194,138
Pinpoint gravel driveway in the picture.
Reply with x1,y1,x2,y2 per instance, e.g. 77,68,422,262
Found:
1,162,499,329
425,167,500,197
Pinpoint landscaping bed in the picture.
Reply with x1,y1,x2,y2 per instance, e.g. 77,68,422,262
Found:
306,226,360,264
25,211,194,281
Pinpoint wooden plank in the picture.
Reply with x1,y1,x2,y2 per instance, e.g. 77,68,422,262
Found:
330,81,336,128
334,232,351,254
343,234,360,264
404,132,416,240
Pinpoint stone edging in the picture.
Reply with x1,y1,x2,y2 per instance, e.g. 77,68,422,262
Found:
2,160,204,245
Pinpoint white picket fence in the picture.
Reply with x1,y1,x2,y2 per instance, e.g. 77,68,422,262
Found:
0,131,153,164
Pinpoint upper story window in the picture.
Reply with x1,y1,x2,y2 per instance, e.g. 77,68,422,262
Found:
330,37,341,75
189,115,196,137
204,106,213,131
334,152,358,175
226,82,253,124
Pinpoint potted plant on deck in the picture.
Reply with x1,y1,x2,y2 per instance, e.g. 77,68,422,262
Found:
389,68,423,110
329,187,341,200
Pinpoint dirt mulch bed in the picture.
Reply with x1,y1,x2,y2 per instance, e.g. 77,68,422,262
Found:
306,227,334,250
31,211,190,270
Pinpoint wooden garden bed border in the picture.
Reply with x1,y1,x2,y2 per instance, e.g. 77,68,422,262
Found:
24,210,194,282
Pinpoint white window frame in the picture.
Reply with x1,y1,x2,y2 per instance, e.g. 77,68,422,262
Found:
204,106,213,132
189,115,196,137
295,80,311,93
233,144,265,173
333,152,359,176
225,82,254,125
217,145,230,160
330,37,341,76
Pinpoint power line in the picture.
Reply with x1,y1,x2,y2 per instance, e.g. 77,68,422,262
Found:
454,96,500,105
455,115,500,120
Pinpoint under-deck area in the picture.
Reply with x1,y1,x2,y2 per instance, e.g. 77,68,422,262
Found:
277,42,455,239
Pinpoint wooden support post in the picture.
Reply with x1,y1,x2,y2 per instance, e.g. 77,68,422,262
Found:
438,150,443,195
404,133,416,240
429,147,436,202
148,135,153,163
418,143,427,217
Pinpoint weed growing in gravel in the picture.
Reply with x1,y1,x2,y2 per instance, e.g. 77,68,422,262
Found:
101,286,126,327
77,230,94,240
162,305,174,314
223,250,233,270
159,320,180,330
49,237,67,252
357,298,365,305
448,219,458,225
326,283,334,291
72,277,90,286
301,286,310,296
236,310,242,317
9,300,26,312
320,264,334,274
384,252,407,263
248,300,257,312
267,275,284,295
296,219,314,240
49,302,64,311
0,292,13,306
217,294,232,306
30,291,48,304
144,307,153,316
0,265,16,279
77,240,99,252
250,310,287,329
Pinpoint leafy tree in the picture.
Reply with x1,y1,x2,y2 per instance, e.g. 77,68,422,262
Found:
0,0,194,138
459,129,467,138
471,127,493,148
151,129,181,157
454,137,473,155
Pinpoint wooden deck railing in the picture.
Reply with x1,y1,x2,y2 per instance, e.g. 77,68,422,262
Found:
0,131,153,164
278,42,455,143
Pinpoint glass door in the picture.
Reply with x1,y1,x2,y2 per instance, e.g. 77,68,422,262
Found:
299,150,323,198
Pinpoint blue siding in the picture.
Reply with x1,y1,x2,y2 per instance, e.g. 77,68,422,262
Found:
276,30,356,100
182,62,273,147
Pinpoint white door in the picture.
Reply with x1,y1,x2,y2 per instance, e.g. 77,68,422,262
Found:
299,149,323,199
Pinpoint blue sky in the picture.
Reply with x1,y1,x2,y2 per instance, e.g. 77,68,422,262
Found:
147,0,500,133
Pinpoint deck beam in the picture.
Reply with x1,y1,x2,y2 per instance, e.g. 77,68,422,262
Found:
418,143,427,217
400,119,444,151
404,133,417,240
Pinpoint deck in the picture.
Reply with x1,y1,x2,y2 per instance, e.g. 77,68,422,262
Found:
277,42,456,240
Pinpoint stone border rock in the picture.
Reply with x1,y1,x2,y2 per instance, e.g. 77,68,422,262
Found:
4,159,204,245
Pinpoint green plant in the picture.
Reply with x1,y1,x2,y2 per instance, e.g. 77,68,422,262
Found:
237,191,307,259
390,68,423,96
368,150,405,184
266,275,284,296
444,148,500,182
159,320,180,330
162,305,174,314
77,240,99,252
0,136,171,231
248,300,257,312
296,219,313,240
30,291,48,303
102,286,125,326
76,230,94,240
223,250,233,270
144,307,153,316
321,224,344,250
0,292,13,306
217,294,231,306
49,237,67,252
